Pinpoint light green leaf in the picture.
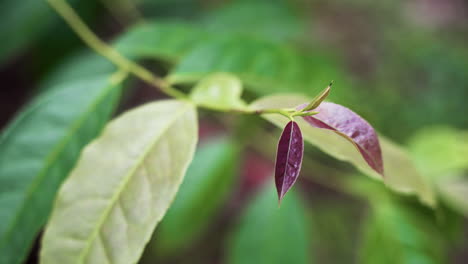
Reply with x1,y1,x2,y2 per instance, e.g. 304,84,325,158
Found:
250,94,435,206
190,73,247,110
437,174,468,218
227,184,311,264
40,100,198,264
408,126,468,178
0,76,122,264
358,199,447,264
167,36,348,99
147,137,239,256
114,21,207,62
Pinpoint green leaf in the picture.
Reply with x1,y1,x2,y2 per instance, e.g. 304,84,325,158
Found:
39,51,116,91
149,137,239,256
227,184,311,264
407,127,468,216
0,76,122,264
201,1,306,43
40,100,198,264
250,94,435,206
408,126,468,178
358,199,447,264
0,0,55,62
167,36,347,98
437,174,468,218
114,21,208,62
190,73,247,110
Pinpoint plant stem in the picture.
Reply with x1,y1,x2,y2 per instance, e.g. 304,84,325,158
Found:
46,0,187,100
46,0,304,118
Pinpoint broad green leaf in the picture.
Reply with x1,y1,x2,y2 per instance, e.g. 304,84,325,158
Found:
358,199,447,264
201,1,306,43
148,137,239,256
0,0,89,64
39,51,116,91
167,36,348,99
227,184,311,264
114,21,207,62
437,174,468,218
250,94,435,206
190,73,247,110
40,100,198,264
0,0,56,62
407,127,468,216
408,126,468,178
0,76,122,264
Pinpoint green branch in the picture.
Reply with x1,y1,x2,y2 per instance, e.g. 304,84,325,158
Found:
45,0,314,119
46,0,187,100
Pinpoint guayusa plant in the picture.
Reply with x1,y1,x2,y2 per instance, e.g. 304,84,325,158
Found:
0,1,410,264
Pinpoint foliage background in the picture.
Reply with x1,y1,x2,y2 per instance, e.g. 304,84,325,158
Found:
0,0,467,263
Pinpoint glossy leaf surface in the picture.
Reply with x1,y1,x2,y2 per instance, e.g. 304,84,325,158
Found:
251,94,434,206
39,51,116,90
190,73,246,110
40,100,198,264
167,36,346,99
146,137,239,256
275,121,304,202
0,76,121,264
227,184,311,264
114,21,207,62
201,1,305,43
300,102,383,176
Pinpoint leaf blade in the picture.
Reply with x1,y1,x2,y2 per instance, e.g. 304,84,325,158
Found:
114,21,207,62
275,121,304,202
190,72,246,111
0,76,122,264
300,102,383,176
40,100,198,264
167,36,348,100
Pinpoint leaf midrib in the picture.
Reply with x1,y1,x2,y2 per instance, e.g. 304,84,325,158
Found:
77,102,192,263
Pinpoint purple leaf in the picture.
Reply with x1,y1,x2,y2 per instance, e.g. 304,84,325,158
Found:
275,121,304,202
299,102,384,176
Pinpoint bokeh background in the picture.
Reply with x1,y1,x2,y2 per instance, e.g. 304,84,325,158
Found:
1,0,467,263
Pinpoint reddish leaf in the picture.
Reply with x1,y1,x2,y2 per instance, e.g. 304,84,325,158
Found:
275,121,304,202
299,102,384,176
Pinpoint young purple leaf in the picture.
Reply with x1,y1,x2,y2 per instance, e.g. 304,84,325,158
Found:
299,102,384,176
275,121,304,203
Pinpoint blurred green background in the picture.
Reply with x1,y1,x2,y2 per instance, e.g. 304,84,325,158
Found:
0,0,467,263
